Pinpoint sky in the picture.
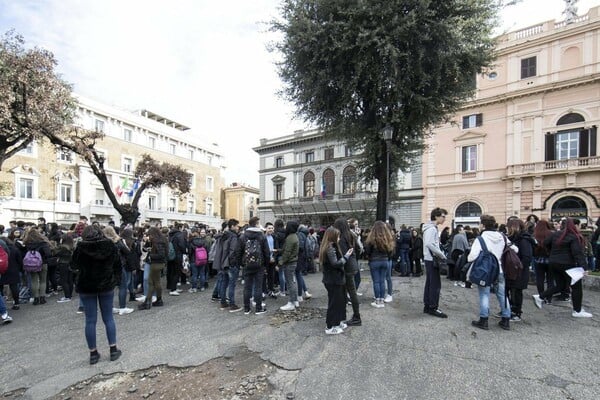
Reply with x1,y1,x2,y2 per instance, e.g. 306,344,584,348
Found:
1,0,599,187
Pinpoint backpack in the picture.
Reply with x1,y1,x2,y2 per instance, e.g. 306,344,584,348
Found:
242,237,264,268
501,235,523,281
467,237,499,287
194,245,208,266
167,241,176,261
306,235,317,258
0,243,8,275
23,249,43,273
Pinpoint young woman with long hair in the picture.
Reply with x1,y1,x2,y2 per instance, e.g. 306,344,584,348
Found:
533,219,555,299
365,221,395,308
103,226,134,316
533,218,591,317
505,218,535,322
22,228,52,305
320,227,353,334
333,218,361,326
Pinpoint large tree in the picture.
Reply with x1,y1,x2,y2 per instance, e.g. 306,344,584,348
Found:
0,31,76,170
271,0,502,220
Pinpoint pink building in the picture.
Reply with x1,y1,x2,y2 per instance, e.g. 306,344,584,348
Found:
424,6,600,227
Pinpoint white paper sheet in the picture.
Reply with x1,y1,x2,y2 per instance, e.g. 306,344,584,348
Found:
565,267,585,285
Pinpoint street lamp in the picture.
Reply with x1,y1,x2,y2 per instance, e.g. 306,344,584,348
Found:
382,125,393,222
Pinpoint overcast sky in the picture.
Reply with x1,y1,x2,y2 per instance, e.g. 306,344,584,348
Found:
1,0,598,186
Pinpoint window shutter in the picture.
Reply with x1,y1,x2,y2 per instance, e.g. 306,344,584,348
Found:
545,133,555,161
591,126,597,157
462,147,468,172
476,113,483,127
579,129,589,158
462,116,469,129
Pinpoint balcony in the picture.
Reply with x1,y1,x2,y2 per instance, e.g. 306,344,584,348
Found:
507,156,600,177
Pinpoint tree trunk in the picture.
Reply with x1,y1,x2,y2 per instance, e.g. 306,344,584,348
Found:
375,141,388,222
117,204,141,226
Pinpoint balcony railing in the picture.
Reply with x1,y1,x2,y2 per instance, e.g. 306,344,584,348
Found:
507,156,600,176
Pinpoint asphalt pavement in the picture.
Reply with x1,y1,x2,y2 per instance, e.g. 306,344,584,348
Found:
1,265,599,400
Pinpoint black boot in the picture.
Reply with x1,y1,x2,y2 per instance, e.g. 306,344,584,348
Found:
39,296,46,304
471,317,489,330
346,314,362,326
129,293,137,302
138,301,151,310
33,297,40,305
152,297,164,307
499,317,510,330
109,345,122,361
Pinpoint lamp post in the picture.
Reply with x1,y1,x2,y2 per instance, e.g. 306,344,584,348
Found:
382,125,393,222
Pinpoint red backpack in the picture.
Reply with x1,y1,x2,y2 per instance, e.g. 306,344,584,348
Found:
194,246,208,266
0,244,8,275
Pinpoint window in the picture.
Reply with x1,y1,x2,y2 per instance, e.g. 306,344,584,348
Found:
205,202,213,216
545,123,597,162
324,148,334,160
95,188,105,205
188,173,195,189
342,166,357,194
462,145,477,172
170,143,176,155
305,151,314,163
206,176,214,192
95,119,105,133
148,195,157,210
275,183,283,200
521,56,537,79
462,113,483,129
168,198,176,212
555,131,579,160
275,157,283,168
345,146,353,157
18,178,33,199
189,149,194,160
557,113,585,126
58,149,72,163
322,168,335,196
303,171,315,197
148,136,156,148
123,128,132,142
187,201,195,214
456,202,482,218
60,184,73,202
22,142,34,155
122,157,133,173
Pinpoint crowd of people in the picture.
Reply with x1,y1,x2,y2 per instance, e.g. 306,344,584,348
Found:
0,209,598,362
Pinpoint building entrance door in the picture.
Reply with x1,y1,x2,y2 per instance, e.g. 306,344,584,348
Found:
551,196,587,221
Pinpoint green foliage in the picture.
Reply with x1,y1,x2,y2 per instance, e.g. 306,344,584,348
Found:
0,30,75,169
272,0,500,182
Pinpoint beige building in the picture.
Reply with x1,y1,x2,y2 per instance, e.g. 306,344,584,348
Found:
0,95,226,228
424,6,600,227
221,183,259,226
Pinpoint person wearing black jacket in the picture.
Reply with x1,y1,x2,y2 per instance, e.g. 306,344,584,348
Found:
218,219,242,312
533,218,591,318
320,227,353,335
138,227,169,310
505,218,535,321
72,225,122,364
0,238,21,311
410,229,424,277
22,228,52,305
167,223,187,296
239,217,270,314
273,219,287,295
333,218,361,326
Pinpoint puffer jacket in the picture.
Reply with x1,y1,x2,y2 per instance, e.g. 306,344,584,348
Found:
73,238,121,294
321,243,346,286
544,231,587,268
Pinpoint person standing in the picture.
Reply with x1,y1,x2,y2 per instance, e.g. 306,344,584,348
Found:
365,221,395,308
333,218,361,326
532,219,555,300
320,227,353,335
138,227,168,310
533,218,591,318
239,217,270,314
22,228,52,305
219,219,242,313
55,235,75,303
279,221,300,311
167,223,186,296
505,218,534,322
103,226,134,316
72,225,122,364
422,208,448,318
410,229,424,277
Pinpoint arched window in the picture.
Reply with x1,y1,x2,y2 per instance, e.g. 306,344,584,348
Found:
303,171,315,197
342,166,357,194
557,113,585,126
551,196,587,220
322,168,335,196
455,201,482,218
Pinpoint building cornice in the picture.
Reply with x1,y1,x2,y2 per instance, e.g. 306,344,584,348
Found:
253,130,323,154
258,155,360,174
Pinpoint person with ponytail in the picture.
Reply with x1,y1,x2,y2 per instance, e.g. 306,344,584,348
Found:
532,218,591,318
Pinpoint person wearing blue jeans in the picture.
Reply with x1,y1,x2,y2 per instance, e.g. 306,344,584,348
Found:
364,221,396,308
116,268,134,314
212,270,223,300
369,260,388,307
190,263,206,291
385,260,393,298
478,273,510,320
80,291,117,355
0,292,13,324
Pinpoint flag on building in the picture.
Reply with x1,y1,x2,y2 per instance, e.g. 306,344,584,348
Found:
320,180,326,198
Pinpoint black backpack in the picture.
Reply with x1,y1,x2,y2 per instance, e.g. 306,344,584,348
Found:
242,237,263,268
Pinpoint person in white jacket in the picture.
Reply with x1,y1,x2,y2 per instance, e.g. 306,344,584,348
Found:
468,214,517,331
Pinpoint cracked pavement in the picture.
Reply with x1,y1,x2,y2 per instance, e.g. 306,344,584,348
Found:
1,265,599,400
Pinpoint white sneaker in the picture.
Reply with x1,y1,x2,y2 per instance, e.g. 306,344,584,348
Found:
169,291,180,296
572,309,593,318
304,291,312,299
532,294,543,310
325,326,343,335
459,282,466,288
57,297,72,303
1,313,12,324
119,307,134,315
298,296,304,302
371,301,379,308
356,292,363,296
384,294,393,303
136,296,146,302
453,281,459,286
294,301,300,307
251,300,266,308
112,308,120,314
377,300,385,308
280,302,296,311
176,289,183,293
338,321,348,330
188,288,197,293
